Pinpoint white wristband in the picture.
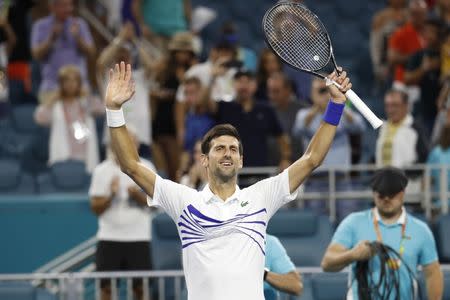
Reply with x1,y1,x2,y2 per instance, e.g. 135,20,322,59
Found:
106,108,125,127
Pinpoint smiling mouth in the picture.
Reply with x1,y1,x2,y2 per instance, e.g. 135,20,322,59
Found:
220,162,233,167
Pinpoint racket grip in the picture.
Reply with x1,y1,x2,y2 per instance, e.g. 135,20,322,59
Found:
345,89,383,129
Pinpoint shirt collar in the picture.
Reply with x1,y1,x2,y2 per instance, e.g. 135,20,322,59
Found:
373,207,406,225
201,184,241,204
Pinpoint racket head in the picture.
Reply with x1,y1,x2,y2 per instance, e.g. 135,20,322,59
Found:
262,1,334,78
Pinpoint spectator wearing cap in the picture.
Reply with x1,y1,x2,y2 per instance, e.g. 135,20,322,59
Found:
207,69,292,170
31,0,95,104
151,31,196,180
321,166,443,300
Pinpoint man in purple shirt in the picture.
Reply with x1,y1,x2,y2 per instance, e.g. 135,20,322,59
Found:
31,0,95,103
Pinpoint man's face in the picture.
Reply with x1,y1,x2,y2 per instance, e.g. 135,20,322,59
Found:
184,82,202,105
201,135,243,183
422,24,440,48
374,191,405,218
52,0,74,21
384,92,408,123
234,76,257,101
267,77,290,106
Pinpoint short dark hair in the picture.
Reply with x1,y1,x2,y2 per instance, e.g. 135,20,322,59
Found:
268,71,294,90
201,124,243,155
234,69,255,80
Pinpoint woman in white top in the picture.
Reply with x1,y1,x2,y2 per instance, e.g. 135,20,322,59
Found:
34,65,104,173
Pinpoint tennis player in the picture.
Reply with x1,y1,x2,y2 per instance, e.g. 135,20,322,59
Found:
104,62,351,300
321,166,443,300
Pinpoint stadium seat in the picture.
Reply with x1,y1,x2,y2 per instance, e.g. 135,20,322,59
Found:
0,158,36,194
311,272,348,300
36,160,91,194
267,209,333,266
36,287,57,300
151,212,183,300
333,25,364,60
0,281,35,300
333,0,364,19
152,212,182,269
435,215,450,263
21,127,50,175
10,104,39,134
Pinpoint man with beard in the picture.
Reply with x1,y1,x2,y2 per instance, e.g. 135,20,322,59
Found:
103,61,351,300
321,167,443,300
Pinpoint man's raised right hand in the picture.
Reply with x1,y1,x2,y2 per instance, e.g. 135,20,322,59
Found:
105,61,135,110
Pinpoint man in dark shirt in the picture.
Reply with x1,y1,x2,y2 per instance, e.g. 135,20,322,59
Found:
210,70,291,169
404,18,443,135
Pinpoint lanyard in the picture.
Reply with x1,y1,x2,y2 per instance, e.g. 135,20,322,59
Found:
372,209,407,269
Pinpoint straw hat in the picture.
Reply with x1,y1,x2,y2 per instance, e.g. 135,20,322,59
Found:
168,32,195,52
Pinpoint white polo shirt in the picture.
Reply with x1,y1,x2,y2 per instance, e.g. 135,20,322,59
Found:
89,158,155,241
148,169,298,300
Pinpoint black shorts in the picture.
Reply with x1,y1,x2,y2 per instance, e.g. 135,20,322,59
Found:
96,240,152,288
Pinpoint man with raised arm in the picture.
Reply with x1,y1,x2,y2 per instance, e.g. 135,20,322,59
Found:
104,61,352,300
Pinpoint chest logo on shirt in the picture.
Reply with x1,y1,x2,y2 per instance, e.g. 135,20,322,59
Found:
177,204,267,254
240,201,249,207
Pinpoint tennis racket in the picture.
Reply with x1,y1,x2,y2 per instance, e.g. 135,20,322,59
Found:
262,2,383,129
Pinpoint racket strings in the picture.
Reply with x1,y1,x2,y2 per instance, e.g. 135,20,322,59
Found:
263,4,331,71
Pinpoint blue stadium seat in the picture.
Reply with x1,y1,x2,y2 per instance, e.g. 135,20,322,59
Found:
152,212,182,269
36,160,91,194
21,127,50,175
10,104,39,134
333,25,364,60
151,212,183,300
0,282,35,300
333,0,364,19
435,215,450,263
0,159,36,194
267,210,333,266
311,272,348,300
313,5,338,33
36,288,57,300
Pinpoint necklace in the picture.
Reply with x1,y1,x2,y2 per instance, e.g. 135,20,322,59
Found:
372,209,407,270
